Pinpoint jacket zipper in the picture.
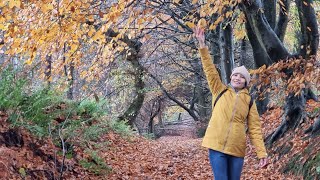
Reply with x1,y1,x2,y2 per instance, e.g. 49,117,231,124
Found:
222,92,239,150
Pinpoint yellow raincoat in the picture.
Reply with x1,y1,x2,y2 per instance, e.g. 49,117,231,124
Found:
200,48,268,159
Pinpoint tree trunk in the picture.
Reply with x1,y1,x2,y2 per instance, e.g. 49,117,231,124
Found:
148,99,161,134
67,60,75,100
148,117,154,134
219,25,228,83
192,58,208,122
196,83,207,122
262,0,276,29
207,24,222,68
118,59,145,127
304,88,318,101
206,23,222,119
44,55,52,88
241,0,319,145
241,0,291,62
296,0,319,58
239,39,254,68
62,43,74,100
244,21,271,114
305,116,320,136
103,28,146,128
244,19,272,67
241,0,293,115
221,24,234,84
275,0,291,42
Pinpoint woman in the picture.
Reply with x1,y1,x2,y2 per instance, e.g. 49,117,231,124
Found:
193,26,268,180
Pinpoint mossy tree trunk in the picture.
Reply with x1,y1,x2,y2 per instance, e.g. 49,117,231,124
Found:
66,60,75,100
118,58,145,127
62,43,75,100
103,29,145,128
148,97,162,134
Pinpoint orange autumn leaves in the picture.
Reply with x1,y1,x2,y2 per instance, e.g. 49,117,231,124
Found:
250,57,319,97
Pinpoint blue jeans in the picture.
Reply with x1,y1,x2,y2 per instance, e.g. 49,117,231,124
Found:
209,149,244,180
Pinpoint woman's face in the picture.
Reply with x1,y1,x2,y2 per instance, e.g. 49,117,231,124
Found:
230,73,246,90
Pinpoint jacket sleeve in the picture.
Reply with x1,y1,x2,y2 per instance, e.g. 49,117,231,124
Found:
247,101,268,159
199,48,225,95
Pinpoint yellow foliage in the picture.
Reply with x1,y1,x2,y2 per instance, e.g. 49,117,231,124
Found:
226,11,233,18
209,24,217,30
70,44,78,53
109,10,121,22
234,28,246,40
197,18,207,29
47,76,53,82
80,71,87,79
41,4,54,13
137,18,145,25
185,21,195,28
0,1,8,7
9,0,21,9
0,24,7,30
88,27,96,37
0,0,261,92
92,30,105,43
25,59,32,65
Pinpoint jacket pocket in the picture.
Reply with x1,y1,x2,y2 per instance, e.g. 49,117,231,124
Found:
232,124,246,148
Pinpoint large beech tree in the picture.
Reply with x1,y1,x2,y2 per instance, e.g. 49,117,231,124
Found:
241,0,319,145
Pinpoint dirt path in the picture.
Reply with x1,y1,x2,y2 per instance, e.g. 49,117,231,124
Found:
104,135,300,179
103,135,211,179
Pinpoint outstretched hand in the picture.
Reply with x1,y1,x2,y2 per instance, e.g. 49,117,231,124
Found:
259,158,269,168
193,26,206,48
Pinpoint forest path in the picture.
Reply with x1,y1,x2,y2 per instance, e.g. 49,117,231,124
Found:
104,135,300,179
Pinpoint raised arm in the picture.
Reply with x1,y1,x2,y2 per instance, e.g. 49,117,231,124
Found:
193,26,225,95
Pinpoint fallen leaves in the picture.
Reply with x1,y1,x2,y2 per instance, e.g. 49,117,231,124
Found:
102,135,213,179
101,99,320,179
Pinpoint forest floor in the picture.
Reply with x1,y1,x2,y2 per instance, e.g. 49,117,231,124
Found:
102,135,302,180
0,100,319,179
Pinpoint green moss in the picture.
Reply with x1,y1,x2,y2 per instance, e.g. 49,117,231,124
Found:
282,155,300,174
303,153,320,180
282,150,320,179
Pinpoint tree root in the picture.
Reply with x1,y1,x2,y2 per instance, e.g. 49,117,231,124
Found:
304,116,320,136
304,88,318,102
266,92,306,146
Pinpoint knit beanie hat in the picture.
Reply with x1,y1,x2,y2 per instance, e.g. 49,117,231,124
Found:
231,66,251,86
